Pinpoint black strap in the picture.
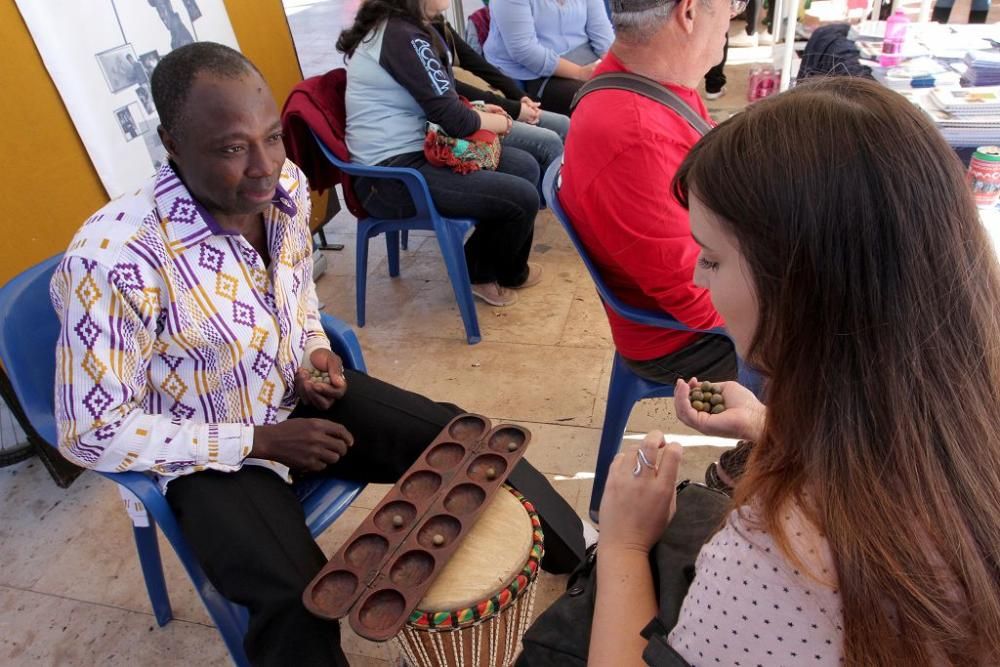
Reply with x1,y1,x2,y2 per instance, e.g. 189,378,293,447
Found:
570,72,713,137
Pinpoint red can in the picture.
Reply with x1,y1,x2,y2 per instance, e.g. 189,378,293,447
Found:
968,146,1000,209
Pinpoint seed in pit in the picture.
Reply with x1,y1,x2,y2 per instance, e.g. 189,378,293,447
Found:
486,467,497,480
392,514,404,528
432,534,445,546
691,400,706,412
507,441,518,452
710,404,726,415
709,394,724,406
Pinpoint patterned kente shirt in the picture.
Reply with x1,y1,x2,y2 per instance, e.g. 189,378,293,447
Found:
50,160,330,485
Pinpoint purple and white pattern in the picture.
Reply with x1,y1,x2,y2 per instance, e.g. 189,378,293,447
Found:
50,160,332,484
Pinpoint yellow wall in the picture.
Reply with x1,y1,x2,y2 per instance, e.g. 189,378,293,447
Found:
0,1,311,285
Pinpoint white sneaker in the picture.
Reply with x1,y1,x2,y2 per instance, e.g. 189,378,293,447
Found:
704,86,726,100
759,30,775,45
729,31,758,48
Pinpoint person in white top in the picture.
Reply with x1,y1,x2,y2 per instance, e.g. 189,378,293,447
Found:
590,76,1000,666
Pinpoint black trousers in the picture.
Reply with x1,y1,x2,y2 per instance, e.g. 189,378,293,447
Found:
524,76,584,117
354,149,538,286
623,333,737,385
166,370,582,665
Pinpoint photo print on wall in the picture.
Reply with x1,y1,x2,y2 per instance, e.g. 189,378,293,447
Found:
15,0,239,198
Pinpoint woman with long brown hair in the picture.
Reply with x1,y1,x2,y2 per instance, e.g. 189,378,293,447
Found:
588,76,1000,665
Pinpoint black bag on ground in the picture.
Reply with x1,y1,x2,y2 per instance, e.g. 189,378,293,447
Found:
509,460,587,575
516,481,731,667
797,24,874,81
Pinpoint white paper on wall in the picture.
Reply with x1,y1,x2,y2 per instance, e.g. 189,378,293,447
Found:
15,0,240,199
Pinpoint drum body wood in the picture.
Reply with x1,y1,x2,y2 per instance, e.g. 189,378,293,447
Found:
397,486,544,667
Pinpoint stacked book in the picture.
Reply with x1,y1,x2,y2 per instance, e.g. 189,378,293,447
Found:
962,51,1000,87
880,58,962,89
902,88,1000,146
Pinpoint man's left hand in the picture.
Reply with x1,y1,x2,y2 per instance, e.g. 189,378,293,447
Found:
295,349,347,410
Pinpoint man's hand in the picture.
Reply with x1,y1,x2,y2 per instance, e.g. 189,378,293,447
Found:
482,103,507,115
251,418,353,472
295,349,347,410
674,378,766,442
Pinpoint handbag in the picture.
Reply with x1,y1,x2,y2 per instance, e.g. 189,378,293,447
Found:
515,481,731,667
423,99,502,174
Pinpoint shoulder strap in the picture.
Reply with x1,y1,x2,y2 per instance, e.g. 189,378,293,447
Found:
570,72,713,136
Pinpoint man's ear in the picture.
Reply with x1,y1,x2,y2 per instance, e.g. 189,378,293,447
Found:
158,125,179,159
675,0,698,32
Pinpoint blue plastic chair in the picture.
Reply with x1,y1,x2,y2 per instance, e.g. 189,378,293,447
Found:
310,129,482,345
0,255,367,666
543,162,759,522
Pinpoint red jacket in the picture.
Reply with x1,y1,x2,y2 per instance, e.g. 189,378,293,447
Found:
281,68,367,218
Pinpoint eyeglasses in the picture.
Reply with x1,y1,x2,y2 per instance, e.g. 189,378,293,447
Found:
730,0,748,16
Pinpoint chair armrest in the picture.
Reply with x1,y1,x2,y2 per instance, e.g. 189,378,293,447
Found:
310,129,439,222
320,313,368,374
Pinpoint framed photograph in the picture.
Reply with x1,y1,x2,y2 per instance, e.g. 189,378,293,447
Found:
114,103,144,142
135,85,156,117
139,50,161,80
96,43,146,93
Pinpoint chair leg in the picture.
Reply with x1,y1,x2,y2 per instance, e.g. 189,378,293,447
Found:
401,230,409,250
356,228,371,327
436,225,482,345
589,354,641,522
385,230,401,278
132,522,173,627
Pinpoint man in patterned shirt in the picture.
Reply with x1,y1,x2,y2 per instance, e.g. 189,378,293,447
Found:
50,42,569,664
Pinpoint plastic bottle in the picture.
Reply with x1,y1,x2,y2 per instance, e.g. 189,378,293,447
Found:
880,10,909,68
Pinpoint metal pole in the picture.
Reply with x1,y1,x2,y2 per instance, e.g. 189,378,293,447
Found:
451,0,467,38
779,0,800,90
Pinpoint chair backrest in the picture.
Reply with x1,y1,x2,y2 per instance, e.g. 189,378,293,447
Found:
542,161,707,334
281,68,369,219
0,255,64,446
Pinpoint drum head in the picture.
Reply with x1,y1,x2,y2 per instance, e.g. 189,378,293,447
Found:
418,486,533,610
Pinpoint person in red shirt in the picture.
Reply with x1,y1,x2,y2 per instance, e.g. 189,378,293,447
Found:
559,0,741,384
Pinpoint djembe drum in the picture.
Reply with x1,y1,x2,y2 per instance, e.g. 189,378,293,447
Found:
396,485,544,667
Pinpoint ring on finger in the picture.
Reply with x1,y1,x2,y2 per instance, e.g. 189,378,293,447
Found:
632,448,657,476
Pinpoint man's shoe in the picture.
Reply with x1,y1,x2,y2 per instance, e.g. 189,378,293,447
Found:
704,86,726,100
472,282,518,307
729,31,758,48
511,262,543,289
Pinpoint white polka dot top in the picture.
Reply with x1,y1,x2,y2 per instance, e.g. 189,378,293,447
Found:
668,505,845,666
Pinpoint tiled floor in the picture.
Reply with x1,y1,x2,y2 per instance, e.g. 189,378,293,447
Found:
0,3,755,666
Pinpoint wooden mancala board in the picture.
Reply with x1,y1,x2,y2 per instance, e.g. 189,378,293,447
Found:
302,413,532,641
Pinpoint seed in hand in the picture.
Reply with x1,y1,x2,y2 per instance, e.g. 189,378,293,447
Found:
690,380,725,414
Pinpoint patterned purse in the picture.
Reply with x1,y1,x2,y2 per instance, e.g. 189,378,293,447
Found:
423,100,503,174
